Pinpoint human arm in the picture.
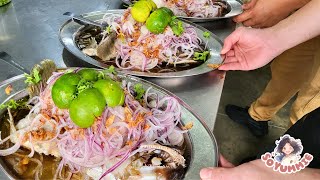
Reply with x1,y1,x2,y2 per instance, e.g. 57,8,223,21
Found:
200,107,320,180
200,159,320,180
219,0,320,71
234,0,310,28
269,0,320,54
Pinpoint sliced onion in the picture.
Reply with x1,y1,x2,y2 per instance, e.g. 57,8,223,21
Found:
0,139,21,156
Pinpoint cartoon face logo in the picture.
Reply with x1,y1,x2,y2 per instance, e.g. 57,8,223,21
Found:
261,134,313,174
273,134,303,165
282,143,294,155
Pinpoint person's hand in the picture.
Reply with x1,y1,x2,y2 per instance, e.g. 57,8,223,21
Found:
234,0,304,28
200,159,280,180
218,154,235,168
218,27,281,71
200,158,320,180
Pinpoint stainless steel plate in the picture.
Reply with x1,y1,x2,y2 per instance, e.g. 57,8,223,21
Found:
122,0,243,22
59,10,224,78
0,70,218,179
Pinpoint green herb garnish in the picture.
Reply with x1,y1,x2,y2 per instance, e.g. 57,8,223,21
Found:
106,25,112,34
193,51,210,61
169,16,184,36
134,84,145,101
76,79,93,95
105,65,116,75
65,68,75,74
203,31,210,39
98,65,117,79
24,68,41,85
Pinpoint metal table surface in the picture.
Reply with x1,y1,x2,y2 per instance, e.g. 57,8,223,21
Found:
0,0,235,179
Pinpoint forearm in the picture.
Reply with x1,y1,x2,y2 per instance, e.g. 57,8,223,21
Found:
294,0,311,9
267,0,320,54
200,159,320,179
279,0,311,12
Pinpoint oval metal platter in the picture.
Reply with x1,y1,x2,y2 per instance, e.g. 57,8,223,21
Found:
122,0,243,22
0,70,218,180
59,10,224,78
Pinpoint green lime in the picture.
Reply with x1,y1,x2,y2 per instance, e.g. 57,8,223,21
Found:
51,73,81,109
93,79,125,107
69,88,106,128
77,68,99,81
56,73,81,86
147,0,157,10
160,7,174,18
140,0,157,11
131,1,151,23
146,7,173,34
52,84,77,109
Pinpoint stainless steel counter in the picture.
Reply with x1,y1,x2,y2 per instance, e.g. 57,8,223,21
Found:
0,0,235,179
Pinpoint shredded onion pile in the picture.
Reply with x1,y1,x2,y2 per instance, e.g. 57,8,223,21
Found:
102,9,205,71
153,0,224,18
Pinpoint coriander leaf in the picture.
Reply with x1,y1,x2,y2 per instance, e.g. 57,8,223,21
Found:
98,65,117,80
97,72,105,80
169,16,184,36
106,25,112,34
33,69,41,83
106,65,116,75
65,68,75,74
193,51,210,61
0,99,28,110
24,73,33,84
134,84,145,101
203,31,210,39
24,68,42,85
76,79,93,95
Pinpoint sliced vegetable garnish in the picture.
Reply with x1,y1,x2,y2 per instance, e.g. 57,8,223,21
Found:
98,65,117,79
170,16,184,36
76,78,94,95
105,65,116,75
134,83,146,101
193,51,210,61
65,68,75,74
0,99,28,110
203,31,210,39
106,25,112,34
24,68,41,85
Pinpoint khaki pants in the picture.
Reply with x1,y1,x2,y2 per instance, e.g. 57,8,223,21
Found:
249,36,320,124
